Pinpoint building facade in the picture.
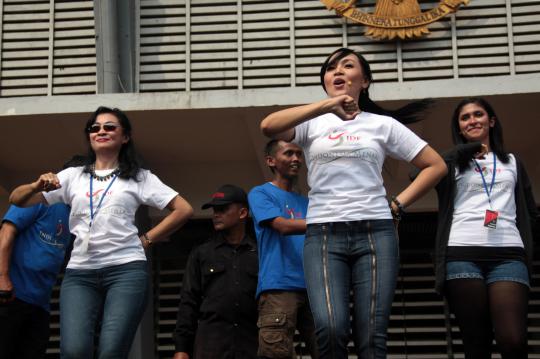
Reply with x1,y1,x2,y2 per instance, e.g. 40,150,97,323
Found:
1,0,539,358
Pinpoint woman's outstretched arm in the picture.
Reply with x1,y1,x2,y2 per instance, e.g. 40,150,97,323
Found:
9,172,60,207
260,95,359,140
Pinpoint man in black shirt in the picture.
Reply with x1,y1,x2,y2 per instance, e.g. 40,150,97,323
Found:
173,184,259,359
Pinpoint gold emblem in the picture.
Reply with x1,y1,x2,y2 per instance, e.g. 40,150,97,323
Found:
321,0,469,40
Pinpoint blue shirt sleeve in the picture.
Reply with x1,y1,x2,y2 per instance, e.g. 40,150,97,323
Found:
2,204,43,232
248,187,282,227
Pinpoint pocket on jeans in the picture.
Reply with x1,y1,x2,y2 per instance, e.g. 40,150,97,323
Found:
306,224,322,239
257,313,291,358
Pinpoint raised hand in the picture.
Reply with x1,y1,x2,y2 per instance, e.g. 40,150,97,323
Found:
32,172,61,193
474,144,489,159
326,94,360,121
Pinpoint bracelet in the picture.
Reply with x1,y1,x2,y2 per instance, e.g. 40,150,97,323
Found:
391,196,406,213
142,232,153,247
389,205,402,221
389,196,404,221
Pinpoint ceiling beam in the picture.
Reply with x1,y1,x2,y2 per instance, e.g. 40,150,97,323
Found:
1,73,540,117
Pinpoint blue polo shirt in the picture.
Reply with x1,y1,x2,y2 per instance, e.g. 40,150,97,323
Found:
248,182,308,297
3,204,71,311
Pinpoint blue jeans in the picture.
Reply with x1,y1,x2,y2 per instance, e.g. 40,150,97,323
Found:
304,220,399,359
60,260,149,359
446,260,530,287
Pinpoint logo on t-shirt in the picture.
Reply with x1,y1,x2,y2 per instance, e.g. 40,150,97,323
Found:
311,147,379,164
39,219,66,248
285,204,303,219
56,221,64,236
328,130,360,147
86,189,114,198
473,166,502,175
310,128,378,164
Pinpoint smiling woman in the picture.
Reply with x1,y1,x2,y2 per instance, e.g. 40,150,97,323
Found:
431,97,538,359
260,47,448,358
9,106,194,359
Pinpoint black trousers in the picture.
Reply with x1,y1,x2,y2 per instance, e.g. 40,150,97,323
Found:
0,298,50,359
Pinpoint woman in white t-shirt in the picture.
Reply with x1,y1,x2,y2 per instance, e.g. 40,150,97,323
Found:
10,106,194,359
432,98,537,358
260,47,447,358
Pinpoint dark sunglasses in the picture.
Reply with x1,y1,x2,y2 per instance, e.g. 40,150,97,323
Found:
87,123,121,133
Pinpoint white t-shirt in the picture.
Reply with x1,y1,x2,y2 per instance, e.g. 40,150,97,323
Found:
43,166,178,269
448,153,523,247
294,111,427,223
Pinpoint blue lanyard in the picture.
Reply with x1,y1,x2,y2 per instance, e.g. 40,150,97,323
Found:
473,152,496,208
89,174,118,228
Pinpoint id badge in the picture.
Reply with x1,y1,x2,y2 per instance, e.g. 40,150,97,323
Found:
484,209,499,229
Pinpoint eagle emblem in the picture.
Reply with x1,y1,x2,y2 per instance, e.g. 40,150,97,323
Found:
321,0,469,40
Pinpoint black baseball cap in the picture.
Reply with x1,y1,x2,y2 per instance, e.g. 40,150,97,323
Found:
201,184,248,210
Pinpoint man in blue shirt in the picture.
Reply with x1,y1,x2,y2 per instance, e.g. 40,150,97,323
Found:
0,203,71,359
248,140,318,359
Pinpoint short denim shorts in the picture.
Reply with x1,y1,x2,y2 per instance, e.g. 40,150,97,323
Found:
446,260,530,287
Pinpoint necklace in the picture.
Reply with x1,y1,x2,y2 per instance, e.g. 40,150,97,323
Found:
90,164,120,182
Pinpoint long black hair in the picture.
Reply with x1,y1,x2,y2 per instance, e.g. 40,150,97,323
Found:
83,106,142,180
319,47,433,124
451,97,509,171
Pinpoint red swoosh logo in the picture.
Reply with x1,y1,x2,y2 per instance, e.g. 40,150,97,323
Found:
328,132,345,140
85,189,104,198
